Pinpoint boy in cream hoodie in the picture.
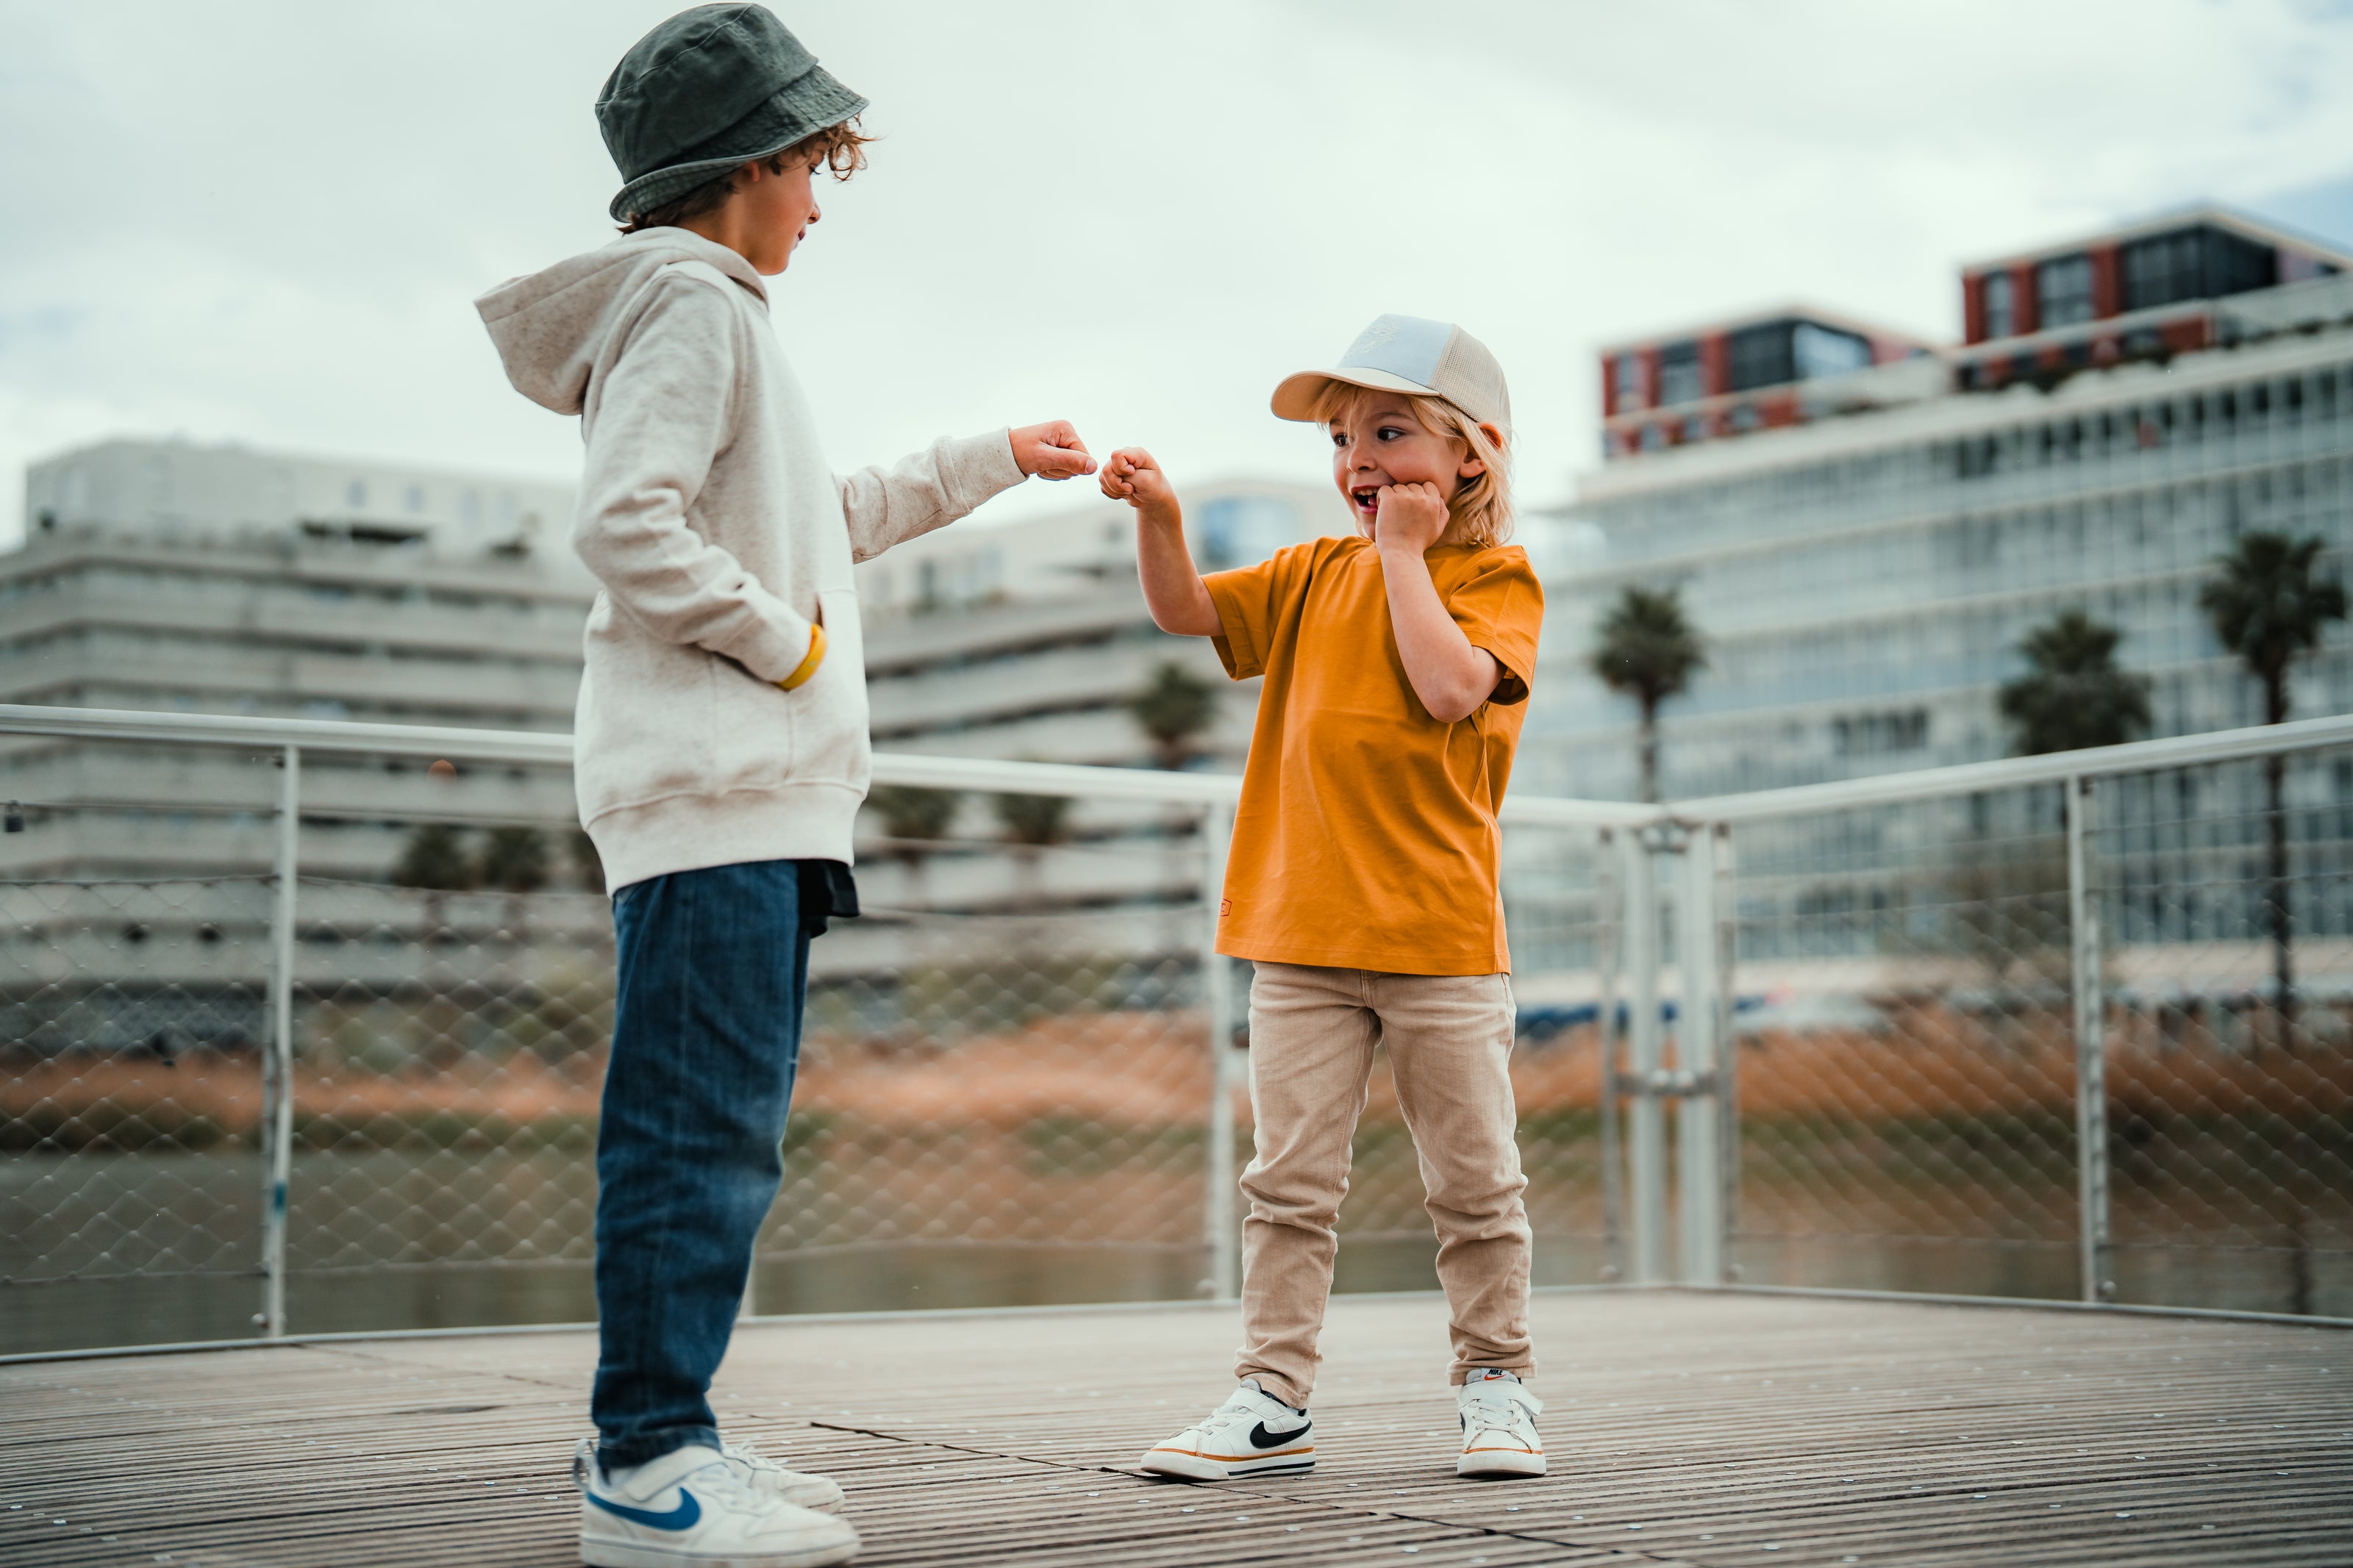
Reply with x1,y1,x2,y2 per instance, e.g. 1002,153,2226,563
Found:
477,8,1093,1565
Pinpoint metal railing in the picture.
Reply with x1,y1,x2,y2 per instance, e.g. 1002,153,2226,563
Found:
1600,711,2353,1306
6,701,2351,1350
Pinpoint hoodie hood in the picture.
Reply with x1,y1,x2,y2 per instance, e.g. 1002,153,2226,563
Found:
475,228,768,415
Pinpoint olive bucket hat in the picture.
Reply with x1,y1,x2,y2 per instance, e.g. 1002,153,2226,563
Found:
598,4,867,223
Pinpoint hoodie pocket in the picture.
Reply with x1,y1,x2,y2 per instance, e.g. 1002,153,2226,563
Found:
785,590,871,790
575,603,721,820
707,588,868,798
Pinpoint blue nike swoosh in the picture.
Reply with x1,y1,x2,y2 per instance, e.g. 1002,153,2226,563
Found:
586,1489,702,1531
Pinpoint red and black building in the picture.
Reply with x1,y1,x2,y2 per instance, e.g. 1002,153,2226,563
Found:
1598,308,1935,460
1596,207,2352,464
1956,207,2344,391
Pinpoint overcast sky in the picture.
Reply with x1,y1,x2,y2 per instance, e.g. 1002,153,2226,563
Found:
5,0,2353,549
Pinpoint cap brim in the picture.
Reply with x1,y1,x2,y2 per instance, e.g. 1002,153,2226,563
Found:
609,69,868,221
1269,366,1439,422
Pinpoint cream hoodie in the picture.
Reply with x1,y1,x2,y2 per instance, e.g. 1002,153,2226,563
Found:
477,229,1024,889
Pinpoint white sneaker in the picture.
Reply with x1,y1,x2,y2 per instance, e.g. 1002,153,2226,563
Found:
718,1439,846,1515
1138,1379,1315,1481
1455,1370,1545,1478
574,1439,861,1567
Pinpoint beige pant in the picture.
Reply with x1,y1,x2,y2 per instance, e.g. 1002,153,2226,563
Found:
1233,962,1534,1408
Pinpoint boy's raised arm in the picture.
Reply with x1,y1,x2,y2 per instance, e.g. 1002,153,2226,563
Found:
838,422,1096,562
1103,448,1220,637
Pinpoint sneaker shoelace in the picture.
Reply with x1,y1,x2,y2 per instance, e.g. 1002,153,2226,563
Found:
1191,1390,1277,1439
720,1441,788,1492
1461,1384,1531,1438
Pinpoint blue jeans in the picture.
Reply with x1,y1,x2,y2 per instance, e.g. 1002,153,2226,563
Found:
589,858,825,1469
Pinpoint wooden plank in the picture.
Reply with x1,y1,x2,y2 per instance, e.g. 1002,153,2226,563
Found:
0,1290,2345,1567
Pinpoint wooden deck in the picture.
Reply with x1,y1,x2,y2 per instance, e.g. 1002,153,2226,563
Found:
3,1287,2349,1567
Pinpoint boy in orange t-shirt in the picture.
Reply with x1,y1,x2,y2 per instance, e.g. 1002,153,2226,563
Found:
1105,317,1546,1483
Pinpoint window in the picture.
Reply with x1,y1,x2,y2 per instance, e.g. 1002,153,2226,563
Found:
346,479,367,509
1982,273,2015,339
1791,323,1871,381
1727,321,1796,392
2038,254,2095,327
1194,495,1301,570
2121,224,2277,312
1610,353,1649,414
1656,341,1702,407
404,484,426,513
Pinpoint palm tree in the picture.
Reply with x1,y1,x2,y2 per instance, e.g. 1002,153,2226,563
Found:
393,825,474,891
865,785,961,910
866,785,961,847
2200,531,2349,1027
1980,611,2149,1013
1996,609,2152,758
1589,585,1706,803
1129,661,1220,770
478,826,551,893
993,776,1072,912
993,790,1071,847
568,828,605,895
393,823,474,956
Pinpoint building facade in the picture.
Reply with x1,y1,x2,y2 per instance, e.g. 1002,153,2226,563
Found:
1523,209,2353,968
3,438,1340,909
4,440,590,884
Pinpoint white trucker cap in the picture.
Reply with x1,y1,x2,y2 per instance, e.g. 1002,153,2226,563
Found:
1271,314,1512,434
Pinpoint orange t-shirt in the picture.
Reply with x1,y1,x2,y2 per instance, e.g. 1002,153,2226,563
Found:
1203,536,1543,976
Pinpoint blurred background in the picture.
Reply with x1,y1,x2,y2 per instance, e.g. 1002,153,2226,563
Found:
4,0,2352,1353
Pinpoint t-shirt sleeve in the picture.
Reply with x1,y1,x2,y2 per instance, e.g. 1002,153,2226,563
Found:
1202,541,1316,681
1448,548,1545,707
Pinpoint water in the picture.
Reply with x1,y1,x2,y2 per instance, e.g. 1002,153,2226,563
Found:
6,1144,2344,1357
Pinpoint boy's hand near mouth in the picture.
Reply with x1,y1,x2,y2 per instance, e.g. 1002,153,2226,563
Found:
1370,481,1449,554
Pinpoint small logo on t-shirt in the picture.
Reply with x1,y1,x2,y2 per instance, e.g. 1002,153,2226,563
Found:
1220,899,1233,917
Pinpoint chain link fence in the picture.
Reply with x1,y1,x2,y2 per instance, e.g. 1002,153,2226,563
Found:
1709,753,2352,1315
4,709,2350,1354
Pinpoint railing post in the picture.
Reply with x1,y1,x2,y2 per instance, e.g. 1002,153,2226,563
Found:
2066,773,2113,1304
261,744,299,1338
1201,801,1239,1300
1674,823,1723,1284
1619,826,1668,1284
1712,823,1740,1277
1593,829,1625,1281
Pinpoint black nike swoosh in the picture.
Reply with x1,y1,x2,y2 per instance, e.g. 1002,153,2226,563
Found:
1249,1420,1310,1450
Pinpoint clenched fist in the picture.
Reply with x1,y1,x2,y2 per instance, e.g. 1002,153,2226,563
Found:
1099,448,1176,515
1012,421,1097,481
1371,481,1449,555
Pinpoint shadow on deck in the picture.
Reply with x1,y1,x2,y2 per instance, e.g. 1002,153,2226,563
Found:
4,1287,2350,1567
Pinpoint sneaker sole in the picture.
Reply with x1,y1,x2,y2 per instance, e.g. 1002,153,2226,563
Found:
1457,1448,1547,1478
1138,1447,1315,1482
580,1531,860,1568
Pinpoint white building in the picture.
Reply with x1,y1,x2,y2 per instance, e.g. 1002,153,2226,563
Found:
1526,212,2353,965
3,436,1346,911
3,439,592,887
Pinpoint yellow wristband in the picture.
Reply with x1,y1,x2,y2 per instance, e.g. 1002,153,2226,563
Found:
775,623,826,691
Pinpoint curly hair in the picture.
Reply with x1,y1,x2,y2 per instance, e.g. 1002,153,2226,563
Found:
618,118,874,234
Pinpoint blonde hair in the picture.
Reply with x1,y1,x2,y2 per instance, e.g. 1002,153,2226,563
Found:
1309,382,1515,548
